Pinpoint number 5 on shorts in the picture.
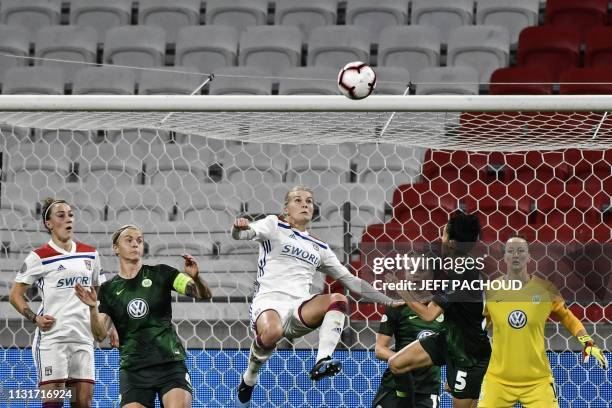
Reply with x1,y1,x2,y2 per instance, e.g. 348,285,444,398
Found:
454,370,467,391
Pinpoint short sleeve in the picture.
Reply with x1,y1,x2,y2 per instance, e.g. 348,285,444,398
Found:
249,215,278,242
14,252,44,285
377,307,397,337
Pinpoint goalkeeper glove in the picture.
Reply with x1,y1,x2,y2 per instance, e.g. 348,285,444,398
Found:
578,335,608,369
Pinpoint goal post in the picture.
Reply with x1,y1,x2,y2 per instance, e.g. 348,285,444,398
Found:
0,95,610,407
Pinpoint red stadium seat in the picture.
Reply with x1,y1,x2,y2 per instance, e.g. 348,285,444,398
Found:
559,67,612,94
585,26,612,67
564,148,612,179
545,0,608,40
517,26,581,80
489,67,555,95
505,150,569,182
422,150,490,183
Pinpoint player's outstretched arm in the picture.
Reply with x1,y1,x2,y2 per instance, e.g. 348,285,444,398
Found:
232,218,256,240
180,254,212,300
9,282,55,331
75,283,112,342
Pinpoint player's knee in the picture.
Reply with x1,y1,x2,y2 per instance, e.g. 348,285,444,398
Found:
327,293,348,313
258,327,283,348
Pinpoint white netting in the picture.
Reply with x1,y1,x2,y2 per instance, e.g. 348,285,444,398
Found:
0,97,610,407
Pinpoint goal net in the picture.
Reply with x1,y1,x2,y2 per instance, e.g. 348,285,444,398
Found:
0,95,610,407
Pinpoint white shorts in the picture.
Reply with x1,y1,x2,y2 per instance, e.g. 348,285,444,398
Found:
250,292,321,339
33,334,95,386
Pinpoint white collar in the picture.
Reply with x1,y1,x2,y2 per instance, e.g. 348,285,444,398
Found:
48,239,75,255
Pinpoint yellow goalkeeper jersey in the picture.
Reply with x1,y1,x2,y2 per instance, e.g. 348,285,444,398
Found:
484,276,565,386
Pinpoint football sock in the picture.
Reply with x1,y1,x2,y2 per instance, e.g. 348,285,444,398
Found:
243,340,274,386
315,301,347,362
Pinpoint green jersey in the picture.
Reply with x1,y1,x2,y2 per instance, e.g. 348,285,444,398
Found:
431,264,491,366
377,306,442,395
98,264,186,370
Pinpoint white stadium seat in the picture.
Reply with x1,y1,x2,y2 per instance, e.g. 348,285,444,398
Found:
476,0,539,45
104,26,166,68
378,25,441,76
415,66,480,95
345,0,409,39
73,67,136,95
176,25,239,74
0,0,61,34
138,0,201,44
138,66,204,95
447,26,510,83
278,66,339,95
70,0,132,42
209,67,272,95
374,66,411,95
205,0,268,33
0,25,30,82
238,26,302,76
307,25,371,68
275,0,338,40
2,66,64,95
411,0,474,44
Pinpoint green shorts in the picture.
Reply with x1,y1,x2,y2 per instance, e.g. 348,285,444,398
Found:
419,333,489,400
119,361,192,407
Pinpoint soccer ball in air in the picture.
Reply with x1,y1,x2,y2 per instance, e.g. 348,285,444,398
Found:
338,62,377,100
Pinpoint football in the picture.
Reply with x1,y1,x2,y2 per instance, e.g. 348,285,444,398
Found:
337,61,377,100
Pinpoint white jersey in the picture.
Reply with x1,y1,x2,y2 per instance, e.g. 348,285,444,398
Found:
250,215,352,300
15,240,103,345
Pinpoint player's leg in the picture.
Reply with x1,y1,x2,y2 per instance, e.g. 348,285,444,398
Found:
414,393,441,408
371,387,398,408
518,379,559,408
67,344,95,408
298,293,349,380
36,341,69,407
119,368,157,408
238,309,284,404
446,359,489,408
158,361,193,408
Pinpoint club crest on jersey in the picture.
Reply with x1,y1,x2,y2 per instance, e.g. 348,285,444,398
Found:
84,260,92,270
508,310,527,329
142,278,152,288
380,315,388,323
417,330,435,340
312,243,320,251
45,366,52,376
127,298,149,319
532,295,541,304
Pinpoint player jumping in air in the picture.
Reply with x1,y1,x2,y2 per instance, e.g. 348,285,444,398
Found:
478,235,608,407
373,302,443,408
9,198,104,408
232,185,401,406
75,224,212,408
388,213,491,408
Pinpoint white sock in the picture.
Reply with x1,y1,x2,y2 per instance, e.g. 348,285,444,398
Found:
243,341,274,386
315,310,346,363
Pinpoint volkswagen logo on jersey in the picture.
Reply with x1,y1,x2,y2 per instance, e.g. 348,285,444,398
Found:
127,298,149,319
508,310,527,329
417,330,435,340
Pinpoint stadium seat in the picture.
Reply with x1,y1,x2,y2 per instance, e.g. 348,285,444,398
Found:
357,144,423,191
505,150,569,182
34,26,97,82
138,0,201,44
316,184,386,228
585,27,612,68
145,143,210,187
104,26,166,68
6,142,72,191
0,0,61,34
205,0,268,33
2,66,64,95
374,66,410,95
285,144,351,186
415,66,479,95
236,182,289,216
175,25,239,74
559,67,612,94
275,0,338,41
489,67,554,94
421,150,488,183
225,143,286,186
393,179,468,219
70,0,132,43
516,26,581,80
307,25,371,68
149,238,214,257
411,0,474,44
108,186,171,228
138,66,204,95
545,0,607,40
175,184,241,235
0,25,30,83
73,67,136,94
238,26,302,76
345,0,409,39
378,25,441,76
564,149,612,179
80,142,144,190
447,26,510,84
475,0,539,45
209,67,272,95
278,66,339,95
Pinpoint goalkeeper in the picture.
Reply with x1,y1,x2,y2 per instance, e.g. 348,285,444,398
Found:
75,224,212,408
478,235,608,407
